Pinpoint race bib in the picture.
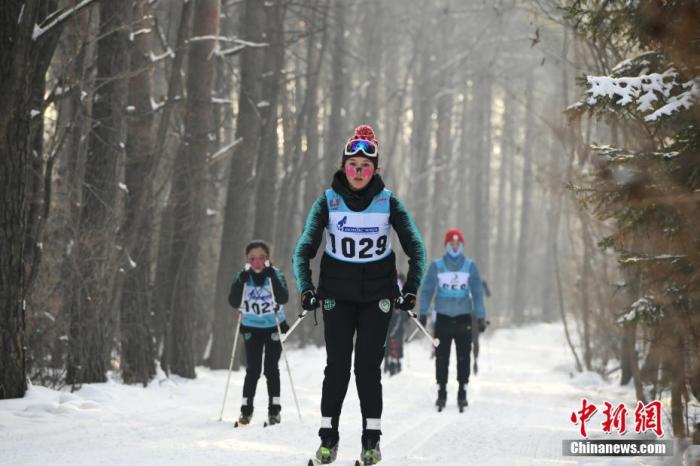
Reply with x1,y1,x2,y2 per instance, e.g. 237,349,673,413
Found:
242,281,279,315
437,271,470,299
324,189,392,263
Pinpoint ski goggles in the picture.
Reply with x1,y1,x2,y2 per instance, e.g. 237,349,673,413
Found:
344,139,377,158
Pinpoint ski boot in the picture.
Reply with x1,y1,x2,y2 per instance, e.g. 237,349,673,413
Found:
457,385,468,412
265,404,281,427
356,438,381,465
436,386,447,412
234,404,253,427
310,437,338,465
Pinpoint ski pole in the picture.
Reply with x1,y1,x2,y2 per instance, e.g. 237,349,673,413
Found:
218,311,243,421
273,307,303,423
280,310,308,344
405,310,440,347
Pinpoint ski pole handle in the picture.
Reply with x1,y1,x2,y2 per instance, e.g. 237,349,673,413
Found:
280,310,308,343
405,310,440,348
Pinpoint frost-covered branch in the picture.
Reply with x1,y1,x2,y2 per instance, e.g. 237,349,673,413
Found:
33,0,99,41
208,138,243,163
569,52,700,124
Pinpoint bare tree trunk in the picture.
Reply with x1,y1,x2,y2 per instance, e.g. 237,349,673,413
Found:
456,81,472,234
153,0,192,363
358,1,382,125
210,0,266,369
120,0,157,385
578,215,594,371
321,0,348,185
0,0,61,399
165,0,220,378
470,75,492,277
67,0,132,385
494,94,515,315
275,0,327,268
408,27,435,246
432,14,454,250
253,0,285,239
511,77,535,325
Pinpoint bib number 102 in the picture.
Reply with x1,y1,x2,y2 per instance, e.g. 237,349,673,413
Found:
329,234,388,259
244,301,273,315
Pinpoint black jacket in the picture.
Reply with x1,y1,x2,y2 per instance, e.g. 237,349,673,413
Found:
292,171,426,302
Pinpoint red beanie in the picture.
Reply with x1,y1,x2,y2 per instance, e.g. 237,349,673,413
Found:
444,229,464,246
342,124,379,167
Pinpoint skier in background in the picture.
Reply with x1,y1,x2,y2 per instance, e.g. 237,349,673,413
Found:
384,272,409,376
418,229,487,412
293,124,426,465
228,240,289,426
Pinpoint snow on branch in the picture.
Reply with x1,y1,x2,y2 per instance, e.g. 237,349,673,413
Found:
569,52,700,123
586,69,676,112
33,0,99,41
618,254,686,265
215,39,268,58
149,49,175,63
617,296,663,324
645,79,699,121
209,138,243,163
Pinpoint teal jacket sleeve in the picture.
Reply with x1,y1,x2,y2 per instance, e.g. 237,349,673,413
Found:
419,261,437,316
389,195,426,294
469,261,486,319
292,194,328,293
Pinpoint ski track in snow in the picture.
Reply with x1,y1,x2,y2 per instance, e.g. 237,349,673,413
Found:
0,323,672,465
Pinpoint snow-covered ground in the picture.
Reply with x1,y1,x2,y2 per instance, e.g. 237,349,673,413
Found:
0,323,679,465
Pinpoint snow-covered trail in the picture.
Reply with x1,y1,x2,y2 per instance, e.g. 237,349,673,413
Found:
0,323,654,465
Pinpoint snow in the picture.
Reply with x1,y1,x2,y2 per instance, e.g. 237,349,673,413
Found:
30,109,41,119
150,97,166,112
645,78,700,122
127,253,137,270
149,49,175,63
583,68,699,122
118,182,129,193
0,323,674,465
129,28,152,41
32,0,98,41
209,138,243,162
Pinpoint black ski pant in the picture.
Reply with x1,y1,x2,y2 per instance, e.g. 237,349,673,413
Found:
434,313,472,386
319,298,393,444
241,328,282,407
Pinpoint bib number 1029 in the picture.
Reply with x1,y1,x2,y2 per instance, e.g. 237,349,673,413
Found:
329,234,388,259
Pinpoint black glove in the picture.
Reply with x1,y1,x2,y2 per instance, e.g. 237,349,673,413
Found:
478,318,487,333
279,321,290,334
239,264,252,282
301,289,320,311
396,290,417,311
262,260,275,277
418,315,427,326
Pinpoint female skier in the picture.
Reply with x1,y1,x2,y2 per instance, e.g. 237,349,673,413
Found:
293,125,426,465
228,240,289,427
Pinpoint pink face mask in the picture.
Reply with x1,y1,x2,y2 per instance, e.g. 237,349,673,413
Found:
345,166,374,179
249,257,266,270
